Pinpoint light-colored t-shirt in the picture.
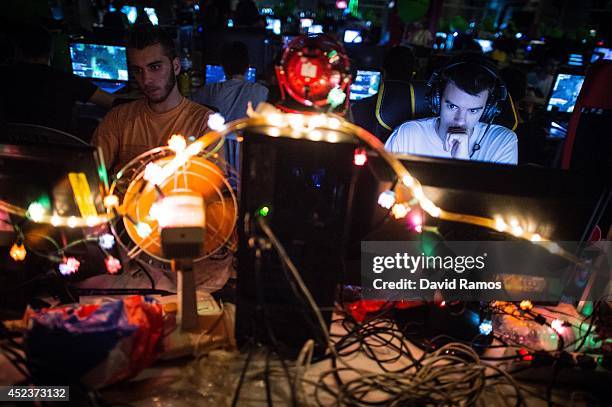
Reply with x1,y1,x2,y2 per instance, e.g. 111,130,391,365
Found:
92,97,213,174
384,117,518,165
193,78,268,123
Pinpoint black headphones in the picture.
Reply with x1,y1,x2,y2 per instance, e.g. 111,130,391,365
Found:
425,59,508,123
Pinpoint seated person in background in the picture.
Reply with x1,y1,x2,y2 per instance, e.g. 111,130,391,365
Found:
385,56,518,165
92,25,213,175
193,41,268,122
526,56,559,98
0,23,115,135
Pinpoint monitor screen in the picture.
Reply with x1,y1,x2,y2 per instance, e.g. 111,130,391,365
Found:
567,53,583,67
546,73,585,113
590,47,612,63
69,43,129,82
282,35,296,48
266,18,281,35
344,29,362,44
349,70,381,101
308,24,323,34
205,65,256,84
475,39,493,53
300,18,313,29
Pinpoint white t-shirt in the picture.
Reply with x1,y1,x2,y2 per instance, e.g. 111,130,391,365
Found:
384,117,518,165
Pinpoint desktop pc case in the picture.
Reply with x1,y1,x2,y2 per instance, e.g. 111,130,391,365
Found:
235,132,357,357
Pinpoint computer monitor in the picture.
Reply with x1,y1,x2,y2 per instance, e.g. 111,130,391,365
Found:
349,70,381,101
282,35,296,48
69,42,129,93
546,73,585,113
590,47,612,63
344,29,363,44
205,64,256,84
300,18,313,29
266,17,281,35
567,53,584,67
308,24,323,34
475,39,493,53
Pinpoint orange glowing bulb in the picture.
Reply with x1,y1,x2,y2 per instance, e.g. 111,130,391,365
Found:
9,243,26,261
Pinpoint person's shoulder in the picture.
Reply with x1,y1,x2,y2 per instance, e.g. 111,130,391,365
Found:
487,123,518,142
394,117,436,134
184,97,213,114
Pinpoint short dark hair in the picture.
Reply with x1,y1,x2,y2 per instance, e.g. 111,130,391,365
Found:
442,58,497,97
382,46,415,81
127,25,177,61
221,41,250,77
15,24,52,60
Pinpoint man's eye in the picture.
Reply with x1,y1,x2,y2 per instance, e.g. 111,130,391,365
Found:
447,103,457,110
151,65,161,71
469,108,480,114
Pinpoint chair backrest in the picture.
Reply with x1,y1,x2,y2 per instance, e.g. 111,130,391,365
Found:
1,122,88,147
561,60,612,173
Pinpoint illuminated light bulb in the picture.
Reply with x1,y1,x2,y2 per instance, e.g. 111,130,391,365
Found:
104,195,119,209
143,162,163,184
530,234,542,242
51,215,61,227
328,117,341,129
377,190,396,209
268,113,284,127
258,206,271,217
326,133,339,143
307,114,326,129
27,202,45,222
509,218,519,228
148,201,162,221
551,319,565,334
268,127,281,137
86,216,99,227
309,130,323,141
421,200,441,218
9,243,26,261
409,212,423,233
168,134,186,153
67,216,78,228
392,203,410,219
353,148,367,166
494,217,507,232
59,257,80,276
327,87,346,108
511,225,524,237
98,233,115,250
207,113,226,131
479,320,493,335
287,114,305,129
412,186,425,201
402,175,415,187
519,300,533,311
105,256,122,274
136,222,152,238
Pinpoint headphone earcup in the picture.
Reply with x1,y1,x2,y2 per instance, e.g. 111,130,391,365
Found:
426,70,441,116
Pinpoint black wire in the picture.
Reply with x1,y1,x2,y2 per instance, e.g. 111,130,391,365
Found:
264,348,273,407
134,258,156,290
230,346,254,407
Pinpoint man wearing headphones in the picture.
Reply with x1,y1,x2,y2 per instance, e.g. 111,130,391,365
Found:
385,56,518,165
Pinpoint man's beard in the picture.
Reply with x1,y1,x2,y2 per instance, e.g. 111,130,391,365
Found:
144,69,176,104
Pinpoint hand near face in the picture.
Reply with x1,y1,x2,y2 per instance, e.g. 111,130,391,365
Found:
445,127,470,159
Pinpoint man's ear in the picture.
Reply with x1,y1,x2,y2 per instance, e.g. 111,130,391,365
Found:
172,57,181,76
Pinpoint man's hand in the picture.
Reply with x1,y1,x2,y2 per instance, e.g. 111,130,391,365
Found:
444,127,470,160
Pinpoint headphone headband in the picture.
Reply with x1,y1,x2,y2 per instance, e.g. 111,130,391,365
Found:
425,59,507,123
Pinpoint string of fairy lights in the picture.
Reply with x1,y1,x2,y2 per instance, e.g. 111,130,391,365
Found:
1,111,584,276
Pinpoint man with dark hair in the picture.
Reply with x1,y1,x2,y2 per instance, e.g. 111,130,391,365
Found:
385,58,518,164
92,25,214,174
193,41,268,122
0,23,115,135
